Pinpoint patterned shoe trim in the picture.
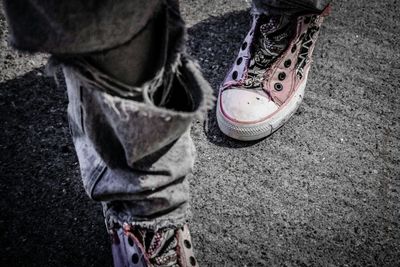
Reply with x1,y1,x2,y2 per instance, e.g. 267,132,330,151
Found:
111,223,198,267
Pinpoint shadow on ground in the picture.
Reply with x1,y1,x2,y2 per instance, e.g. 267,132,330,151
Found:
0,10,256,267
0,69,111,266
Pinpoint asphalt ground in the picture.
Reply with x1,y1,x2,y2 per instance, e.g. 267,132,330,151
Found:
1,0,399,266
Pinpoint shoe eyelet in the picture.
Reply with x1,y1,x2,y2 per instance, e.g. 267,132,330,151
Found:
184,239,192,249
128,237,134,246
132,253,139,264
241,42,248,50
232,71,238,80
278,72,286,81
236,57,243,65
291,44,297,53
284,59,291,68
190,256,196,266
274,83,283,91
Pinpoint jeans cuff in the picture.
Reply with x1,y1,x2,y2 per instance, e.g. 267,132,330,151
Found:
103,202,192,231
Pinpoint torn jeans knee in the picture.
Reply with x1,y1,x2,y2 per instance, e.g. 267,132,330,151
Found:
62,55,214,230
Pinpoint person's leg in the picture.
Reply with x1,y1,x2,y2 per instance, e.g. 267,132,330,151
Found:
217,0,331,140
3,0,213,266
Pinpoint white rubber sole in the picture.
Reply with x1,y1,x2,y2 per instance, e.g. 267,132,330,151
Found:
217,80,307,141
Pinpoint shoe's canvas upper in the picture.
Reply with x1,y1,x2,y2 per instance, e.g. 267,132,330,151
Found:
218,8,329,123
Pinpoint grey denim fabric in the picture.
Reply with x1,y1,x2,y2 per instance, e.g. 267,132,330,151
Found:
59,0,214,230
3,0,162,54
63,53,214,230
4,0,331,231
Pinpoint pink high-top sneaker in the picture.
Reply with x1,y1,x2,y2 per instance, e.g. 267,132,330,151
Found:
217,7,330,141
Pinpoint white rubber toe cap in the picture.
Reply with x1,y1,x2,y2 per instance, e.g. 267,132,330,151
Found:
219,88,278,123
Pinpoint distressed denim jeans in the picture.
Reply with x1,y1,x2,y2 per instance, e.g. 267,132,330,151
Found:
62,55,214,230
4,0,331,231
